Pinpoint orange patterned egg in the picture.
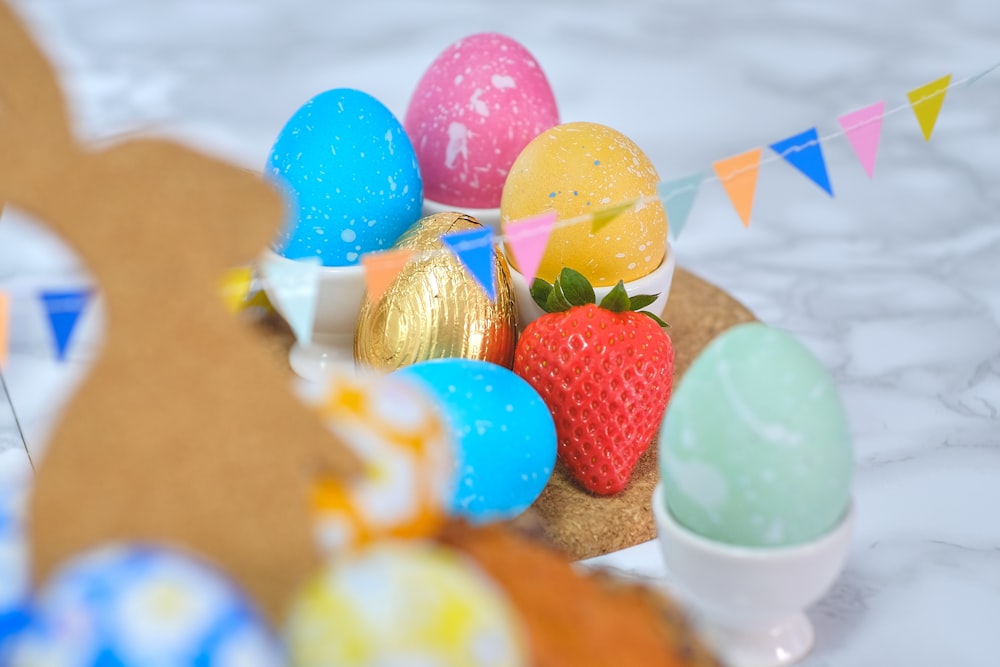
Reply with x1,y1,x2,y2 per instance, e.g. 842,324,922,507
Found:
500,122,667,287
309,374,454,553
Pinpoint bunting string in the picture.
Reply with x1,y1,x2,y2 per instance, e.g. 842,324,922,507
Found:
1,62,997,363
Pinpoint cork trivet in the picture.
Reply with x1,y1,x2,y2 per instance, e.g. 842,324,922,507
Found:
1,2,358,624
254,267,756,561
523,267,756,560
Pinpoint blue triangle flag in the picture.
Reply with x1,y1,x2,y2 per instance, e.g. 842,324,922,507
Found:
657,171,705,241
41,289,92,361
440,227,497,301
769,128,834,196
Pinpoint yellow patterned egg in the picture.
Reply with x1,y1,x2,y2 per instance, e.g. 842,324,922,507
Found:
285,541,527,667
309,374,454,554
500,122,667,286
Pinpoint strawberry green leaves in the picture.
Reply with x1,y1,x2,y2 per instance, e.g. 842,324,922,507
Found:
598,281,630,312
559,267,596,307
528,267,669,327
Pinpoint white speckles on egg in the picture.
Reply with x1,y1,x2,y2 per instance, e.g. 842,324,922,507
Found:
445,122,469,169
341,229,356,243
661,449,729,523
491,74,516,89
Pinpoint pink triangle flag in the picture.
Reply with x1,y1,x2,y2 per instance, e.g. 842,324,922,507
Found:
504,212,557,284
838,101,885,179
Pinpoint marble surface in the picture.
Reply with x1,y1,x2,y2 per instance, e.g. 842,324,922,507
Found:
1,0,999,664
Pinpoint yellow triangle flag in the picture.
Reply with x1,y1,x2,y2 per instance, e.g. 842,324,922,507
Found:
713,148,763,228
361,249,413,301
590,200,634,234
218,266,254,313
907,74,952,141
0,291,8,367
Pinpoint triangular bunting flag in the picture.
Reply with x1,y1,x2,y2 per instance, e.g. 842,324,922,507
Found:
591,200,633,234
40,289,92,362
0,291,8,367
838,101,885,179
440,227,497,301
657,171,705,240
360,248,413,301
769,128,834,196
966,62,999,88
505,212,557,284
713,148,762,228
218,266,254,313
259,255,320,345
907,74,952,141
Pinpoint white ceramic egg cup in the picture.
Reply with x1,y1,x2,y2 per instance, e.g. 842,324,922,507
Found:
504,241,676,330
423,198,501,232
651,483,855,667
261,250,364,382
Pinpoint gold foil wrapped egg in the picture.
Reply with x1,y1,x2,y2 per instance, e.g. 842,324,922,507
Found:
354,212,518,370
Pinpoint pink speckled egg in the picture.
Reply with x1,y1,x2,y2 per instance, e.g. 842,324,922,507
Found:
404,33,560,210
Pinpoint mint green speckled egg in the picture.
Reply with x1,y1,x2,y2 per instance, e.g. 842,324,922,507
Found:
658,323,852,548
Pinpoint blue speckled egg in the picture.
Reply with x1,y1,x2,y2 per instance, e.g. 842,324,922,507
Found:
394,359,557,523
267,88,423,266
8,544,284,667
659,323,853,548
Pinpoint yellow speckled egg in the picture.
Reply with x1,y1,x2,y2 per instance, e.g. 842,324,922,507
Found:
500,122,667,286
285,541,527,667
309,374,454,554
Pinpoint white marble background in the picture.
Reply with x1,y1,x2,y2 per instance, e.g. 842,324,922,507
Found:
1,0,999,665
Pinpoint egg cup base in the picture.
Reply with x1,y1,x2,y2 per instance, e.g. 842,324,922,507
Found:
423,197,501,232
289,338,355,382
260,250,366,381
652,483,854,667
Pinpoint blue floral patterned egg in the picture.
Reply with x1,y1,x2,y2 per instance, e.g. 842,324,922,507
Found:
394,358,557,523
0,462,31,659
267,88,423,266
8,544,284,666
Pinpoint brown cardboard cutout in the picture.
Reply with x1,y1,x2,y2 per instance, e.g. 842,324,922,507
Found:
0,2,359,622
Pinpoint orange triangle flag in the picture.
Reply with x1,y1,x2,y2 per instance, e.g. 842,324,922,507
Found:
361,249,413,301
0,291,8,367
713,147,762,228
907,74,952,141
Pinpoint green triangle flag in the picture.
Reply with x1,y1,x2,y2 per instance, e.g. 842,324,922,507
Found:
259,255,320,345
590,200,634,234
657,172,705,240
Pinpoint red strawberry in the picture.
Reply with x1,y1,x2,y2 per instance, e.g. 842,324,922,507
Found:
514,268,674,495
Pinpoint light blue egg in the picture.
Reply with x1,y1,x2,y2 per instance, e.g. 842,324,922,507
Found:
267,88,423,266
659,323,853,548
7,544,285,667
394,359,557,524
